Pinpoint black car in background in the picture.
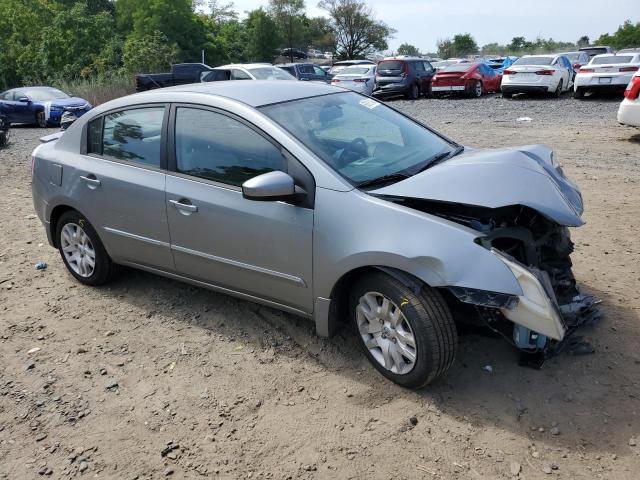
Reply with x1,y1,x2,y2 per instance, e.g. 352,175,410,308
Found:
276,63,332,83
135,63,214,92
280,48,308,60
373,56,436,100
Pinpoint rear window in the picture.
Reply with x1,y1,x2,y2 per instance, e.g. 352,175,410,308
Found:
441,64,473,72
378,61,404,71
580,48,608,56
513,56,553,66
341,67,371,75
563,53,579,61
592,55,633,65
247,67,293,80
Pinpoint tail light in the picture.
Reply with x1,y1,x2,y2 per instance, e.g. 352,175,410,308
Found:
535,70,554,76
331,79,340,84
624,76,640,100
620,66,639,73
573,63,581,69
580,67,594,73
503,69,516,75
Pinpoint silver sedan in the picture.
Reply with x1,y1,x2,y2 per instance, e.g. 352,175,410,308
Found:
330,65,377,95
31,81,598,388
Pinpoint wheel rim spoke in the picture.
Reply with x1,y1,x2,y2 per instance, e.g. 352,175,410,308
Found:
357,291,417,375
59,223,95,278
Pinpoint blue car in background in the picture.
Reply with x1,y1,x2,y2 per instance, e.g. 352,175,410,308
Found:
0,86,92,127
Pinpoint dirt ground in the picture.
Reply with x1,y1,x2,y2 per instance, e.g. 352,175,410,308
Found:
1,94,639,479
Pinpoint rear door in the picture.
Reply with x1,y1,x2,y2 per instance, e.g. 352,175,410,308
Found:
165,105,314,312
78,105,174,271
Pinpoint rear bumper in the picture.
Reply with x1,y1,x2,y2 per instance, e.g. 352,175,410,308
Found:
372,84,409,97
618,99,640,126
575,83,627,93
501,85,551,94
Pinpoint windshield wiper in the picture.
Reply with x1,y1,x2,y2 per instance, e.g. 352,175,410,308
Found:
355,172,411,189
414,145,465,174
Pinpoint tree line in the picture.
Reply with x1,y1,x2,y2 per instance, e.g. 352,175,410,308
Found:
0,0,393,90
396,21,640,59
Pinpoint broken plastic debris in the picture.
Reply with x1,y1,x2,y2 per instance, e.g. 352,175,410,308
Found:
482,364,493,373
35,262,47,270
167,361,176,372
516,117,532,122
28,347,41,354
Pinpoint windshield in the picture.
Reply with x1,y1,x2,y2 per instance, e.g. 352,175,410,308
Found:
592,55,633,64
340,66,372,75
247,67,294,80
260,92,454,186
441,64,473,72
21,87,69,101
513,56,553,66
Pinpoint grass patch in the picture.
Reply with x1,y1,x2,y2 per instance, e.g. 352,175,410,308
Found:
54,74,134,106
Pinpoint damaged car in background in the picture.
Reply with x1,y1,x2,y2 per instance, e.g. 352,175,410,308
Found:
31,82,600,389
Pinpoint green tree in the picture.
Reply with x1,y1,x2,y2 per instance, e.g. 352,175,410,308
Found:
245,8,280,62
318,0,394,59
436,38,454,58
121,30,180,73
451,33,478,56
577,35,590,48
397,43,420,56
596,20,640,49
481,42,506,56
269,0,306,60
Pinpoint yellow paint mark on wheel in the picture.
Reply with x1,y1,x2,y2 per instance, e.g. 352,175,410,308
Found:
400,297,409,307
78,219,86,228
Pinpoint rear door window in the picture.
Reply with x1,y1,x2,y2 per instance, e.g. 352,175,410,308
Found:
101,107,165,168
231,69,252,80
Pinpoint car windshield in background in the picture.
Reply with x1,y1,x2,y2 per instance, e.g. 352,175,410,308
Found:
513,57,553,66
378,61,404,72
592,55,633,65
247,67,293,80
340,67,372,75
260,92,454,186
563,53,580,61
442,64,473,72
21,88,69,101
581,48,608,56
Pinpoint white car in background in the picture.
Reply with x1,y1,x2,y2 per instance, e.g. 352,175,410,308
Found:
574,53,640,99
330,65,377,95
501,54,574,98
201,63,296,82
618,71,640,127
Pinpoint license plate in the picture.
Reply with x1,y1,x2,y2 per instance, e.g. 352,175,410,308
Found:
451,86,465,91
431,86,451,91
599,77,612,84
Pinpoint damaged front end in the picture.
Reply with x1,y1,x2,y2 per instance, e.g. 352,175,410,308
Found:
389,198,600,367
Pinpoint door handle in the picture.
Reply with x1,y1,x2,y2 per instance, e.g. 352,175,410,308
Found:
80,175,101,188
169,199,198,213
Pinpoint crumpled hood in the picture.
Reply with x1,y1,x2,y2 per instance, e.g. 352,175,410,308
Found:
48,97,90,108
371,144,584,227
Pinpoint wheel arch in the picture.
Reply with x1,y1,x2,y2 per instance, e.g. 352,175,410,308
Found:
49,204,82,248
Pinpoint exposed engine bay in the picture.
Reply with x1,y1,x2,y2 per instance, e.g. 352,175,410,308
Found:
382,197,602,367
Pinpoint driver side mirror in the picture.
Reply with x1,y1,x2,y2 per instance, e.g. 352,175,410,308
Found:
17,96,30,103
242,171,306,202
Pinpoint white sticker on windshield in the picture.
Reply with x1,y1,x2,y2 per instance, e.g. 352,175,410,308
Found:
359,98,380,109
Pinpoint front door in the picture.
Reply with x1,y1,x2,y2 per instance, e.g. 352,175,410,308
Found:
165,106,314,312
76,105,174,271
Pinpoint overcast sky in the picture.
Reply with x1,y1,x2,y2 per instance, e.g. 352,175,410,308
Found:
229,0,637,52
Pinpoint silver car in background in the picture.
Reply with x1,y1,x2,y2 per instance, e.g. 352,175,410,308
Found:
31,82,598,388
330,65,377,95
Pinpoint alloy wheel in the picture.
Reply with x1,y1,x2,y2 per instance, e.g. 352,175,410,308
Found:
474,81,482,97
356,292,417,374
60,223,96,278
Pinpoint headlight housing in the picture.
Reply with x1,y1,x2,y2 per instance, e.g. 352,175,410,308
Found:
491,249,566,340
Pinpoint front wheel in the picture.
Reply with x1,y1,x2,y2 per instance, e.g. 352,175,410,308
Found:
406,83,419,100
349,272,457,388
574,88,585,99
36,111,47,128
56,210,116,286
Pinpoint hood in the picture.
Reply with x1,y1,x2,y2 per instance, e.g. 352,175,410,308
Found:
371,144,584,227
48,97,90,108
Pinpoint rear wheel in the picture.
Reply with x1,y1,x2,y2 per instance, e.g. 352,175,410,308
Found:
56,210,116,286
406,83,419,100
36,111,46,128
349,272,457,388
574,88,585,99
471,80,482,98
554,80,563,98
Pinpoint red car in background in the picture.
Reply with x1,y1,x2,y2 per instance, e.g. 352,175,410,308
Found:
430,63,502,97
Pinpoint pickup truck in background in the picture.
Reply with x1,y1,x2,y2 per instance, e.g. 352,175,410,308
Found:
135,63,213,92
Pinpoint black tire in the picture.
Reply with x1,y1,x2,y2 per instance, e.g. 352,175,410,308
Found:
56,210,116,286
471,80,482,98
406,83,419,100
349,272,457,388
554,80,563,98
574,88,585,99
502,91,512,99
36,110,47,128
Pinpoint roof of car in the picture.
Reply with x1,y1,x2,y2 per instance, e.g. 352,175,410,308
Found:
332,60,374,65
275,62,318,67
521,54,559,58
215,63,274,70
139,80,338,107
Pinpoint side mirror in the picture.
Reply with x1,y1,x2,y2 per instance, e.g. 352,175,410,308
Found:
242,171,305,201
18,96,30,103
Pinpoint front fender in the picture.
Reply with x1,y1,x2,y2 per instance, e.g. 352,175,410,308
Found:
313,188,523,301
